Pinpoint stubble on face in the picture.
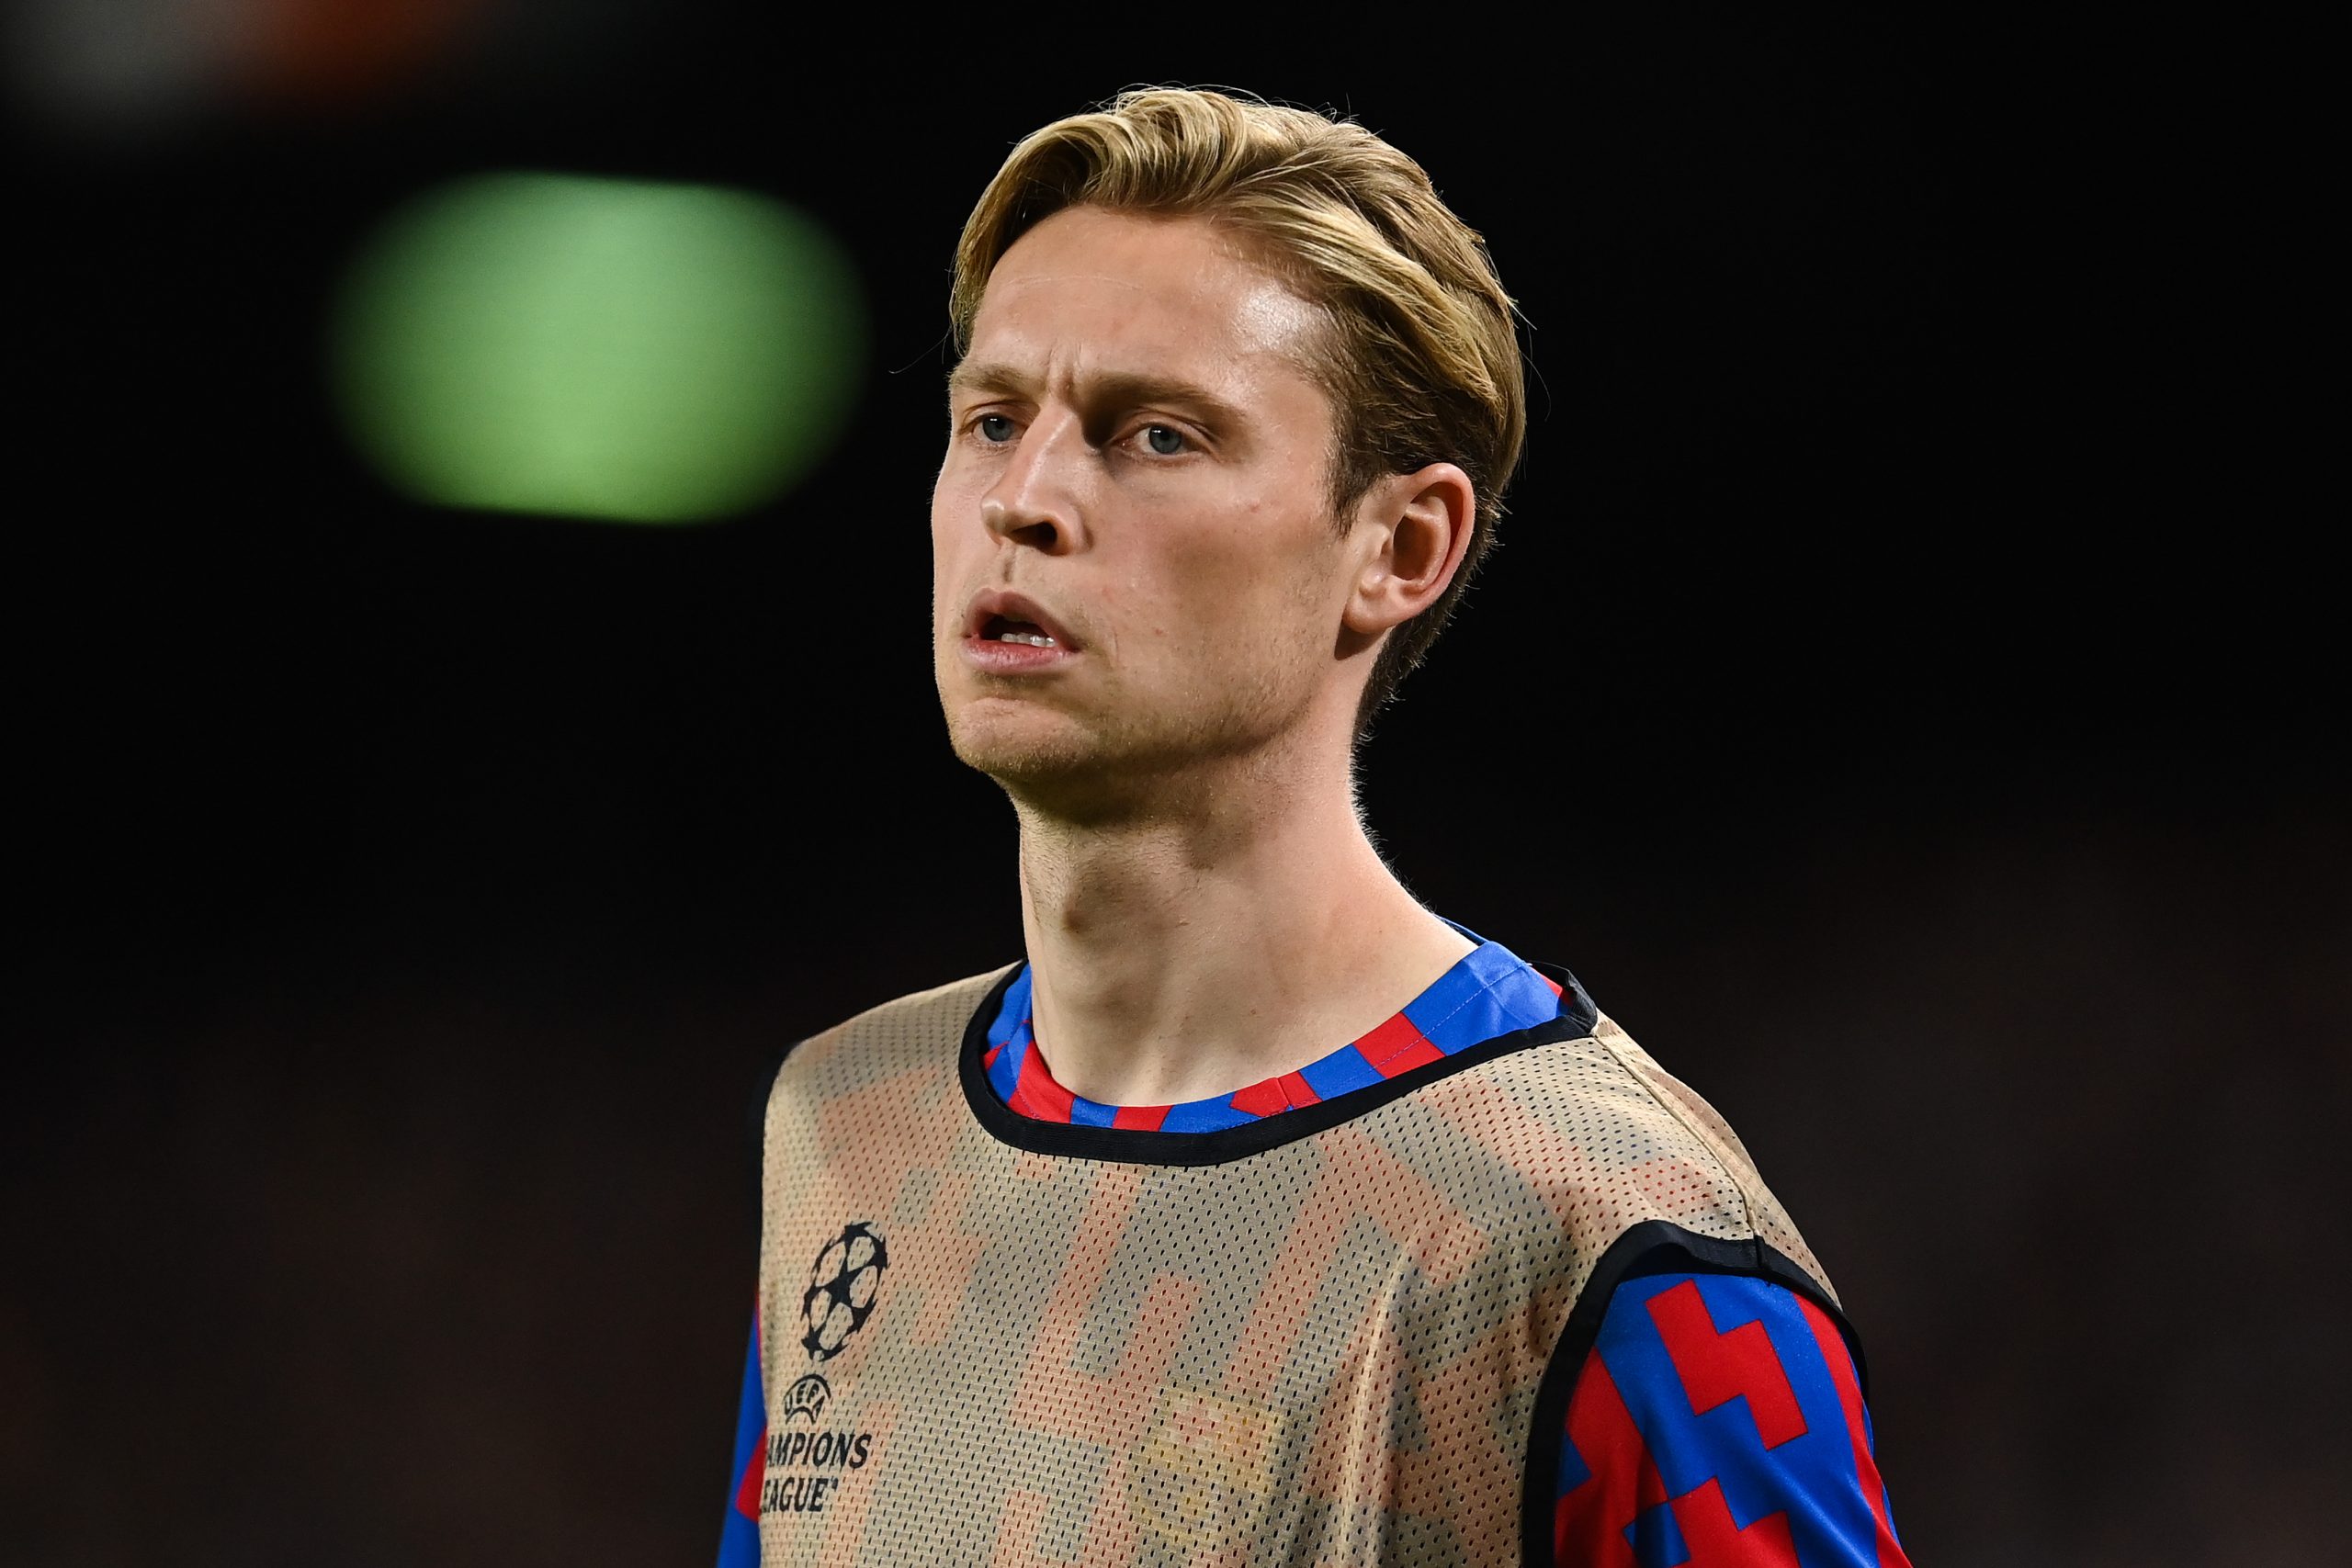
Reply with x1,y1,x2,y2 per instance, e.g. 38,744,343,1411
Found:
931,208,1361,826
941,548,1338,823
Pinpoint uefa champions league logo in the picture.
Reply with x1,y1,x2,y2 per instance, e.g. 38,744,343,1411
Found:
760,1221,888,1517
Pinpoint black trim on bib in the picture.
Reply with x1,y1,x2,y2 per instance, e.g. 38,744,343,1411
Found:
1514,1220,1867,1566
956,961,1601,1168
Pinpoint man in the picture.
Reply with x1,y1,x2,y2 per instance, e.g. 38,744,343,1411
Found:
718,89,1906,1565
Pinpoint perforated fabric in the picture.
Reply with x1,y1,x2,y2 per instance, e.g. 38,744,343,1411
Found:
753,967,1835,1565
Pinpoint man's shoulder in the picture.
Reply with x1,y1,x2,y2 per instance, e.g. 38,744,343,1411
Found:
1461,1010,1837,1305
1418,1013,1793,1253
773,962,1019,1088
1442,1010,1721,1145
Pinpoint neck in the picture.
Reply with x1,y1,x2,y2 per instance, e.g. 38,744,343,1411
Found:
1008,733,1472,1109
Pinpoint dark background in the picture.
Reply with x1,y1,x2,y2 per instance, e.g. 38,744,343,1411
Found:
6,7,2341,1565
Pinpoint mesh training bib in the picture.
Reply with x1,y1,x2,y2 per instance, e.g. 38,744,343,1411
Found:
753,965,1838,1566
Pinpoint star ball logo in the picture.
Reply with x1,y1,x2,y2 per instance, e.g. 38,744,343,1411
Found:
801,1221,888,1362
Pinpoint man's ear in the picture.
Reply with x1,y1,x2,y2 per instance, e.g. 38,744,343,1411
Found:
1340,462,1478,639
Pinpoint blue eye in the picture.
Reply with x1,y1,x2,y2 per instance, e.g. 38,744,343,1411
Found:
977,414,1016,443
1143,425,1185,456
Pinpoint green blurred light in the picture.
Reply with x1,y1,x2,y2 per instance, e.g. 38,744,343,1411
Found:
332,172,864,524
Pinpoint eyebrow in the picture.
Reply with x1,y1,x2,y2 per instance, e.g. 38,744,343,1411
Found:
946,361,1249,428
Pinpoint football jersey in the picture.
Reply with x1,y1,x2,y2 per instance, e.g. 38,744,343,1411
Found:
719,938,1903,1564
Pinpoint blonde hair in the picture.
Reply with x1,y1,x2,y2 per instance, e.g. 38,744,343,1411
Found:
950,87,1526,732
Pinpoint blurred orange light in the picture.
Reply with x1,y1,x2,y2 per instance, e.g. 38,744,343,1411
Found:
235,0,488,106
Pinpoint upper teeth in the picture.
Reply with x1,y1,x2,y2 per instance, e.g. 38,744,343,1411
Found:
996,631,1056,647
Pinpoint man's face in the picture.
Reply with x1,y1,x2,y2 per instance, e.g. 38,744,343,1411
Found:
932,206,1361,807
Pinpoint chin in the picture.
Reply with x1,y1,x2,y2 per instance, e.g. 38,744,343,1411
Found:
944,700,1097,782
954,714,1316,838
942,704,1183,824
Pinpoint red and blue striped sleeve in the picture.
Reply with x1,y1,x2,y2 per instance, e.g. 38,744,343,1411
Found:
717,1311,763,1568
1555,1273,1907,1567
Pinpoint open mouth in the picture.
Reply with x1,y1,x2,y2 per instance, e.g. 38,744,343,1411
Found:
963,591,1078,659
978,615,1058,649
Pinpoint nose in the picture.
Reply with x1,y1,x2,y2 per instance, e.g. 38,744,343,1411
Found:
979,413,1087,555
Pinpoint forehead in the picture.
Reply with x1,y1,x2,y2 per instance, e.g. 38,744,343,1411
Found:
962,207,1330,394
